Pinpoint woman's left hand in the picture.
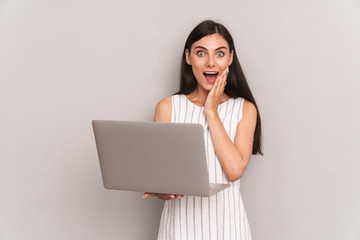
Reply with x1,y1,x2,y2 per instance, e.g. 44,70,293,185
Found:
143,192,184,200
204,67,229,115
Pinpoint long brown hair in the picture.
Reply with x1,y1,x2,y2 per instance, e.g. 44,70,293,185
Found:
176,20,263,155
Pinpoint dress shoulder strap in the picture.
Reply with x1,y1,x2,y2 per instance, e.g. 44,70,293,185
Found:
171,94,182,123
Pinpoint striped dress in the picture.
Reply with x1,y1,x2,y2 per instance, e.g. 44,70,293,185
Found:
157,94,252,240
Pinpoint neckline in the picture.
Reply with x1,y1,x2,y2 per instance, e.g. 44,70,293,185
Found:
182,94,232,108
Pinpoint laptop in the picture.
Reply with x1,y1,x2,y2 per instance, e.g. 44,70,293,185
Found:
92,120,230,197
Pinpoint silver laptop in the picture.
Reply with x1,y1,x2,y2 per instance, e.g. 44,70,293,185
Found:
92,120,230,197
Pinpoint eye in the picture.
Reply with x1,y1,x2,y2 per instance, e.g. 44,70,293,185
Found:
197,51,205,57
217,52,225,57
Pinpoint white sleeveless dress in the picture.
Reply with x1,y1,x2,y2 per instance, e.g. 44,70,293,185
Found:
157,94,252,240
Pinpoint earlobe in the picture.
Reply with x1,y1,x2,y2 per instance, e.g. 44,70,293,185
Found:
185,49,191,65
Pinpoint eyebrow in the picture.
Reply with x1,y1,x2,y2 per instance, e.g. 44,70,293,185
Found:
193,46,228,51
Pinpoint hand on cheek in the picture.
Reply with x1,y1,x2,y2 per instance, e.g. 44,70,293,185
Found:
204,67,229,114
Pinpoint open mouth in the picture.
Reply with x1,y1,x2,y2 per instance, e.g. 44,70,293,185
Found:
203,71,219,82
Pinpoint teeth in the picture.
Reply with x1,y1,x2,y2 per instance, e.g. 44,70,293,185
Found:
204,72,218,75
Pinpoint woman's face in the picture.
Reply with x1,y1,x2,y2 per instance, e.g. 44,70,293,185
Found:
186,33,233,92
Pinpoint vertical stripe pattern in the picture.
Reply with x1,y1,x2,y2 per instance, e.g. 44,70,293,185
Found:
158,94,252,240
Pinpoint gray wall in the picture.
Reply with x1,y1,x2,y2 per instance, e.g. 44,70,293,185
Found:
1,0,359,239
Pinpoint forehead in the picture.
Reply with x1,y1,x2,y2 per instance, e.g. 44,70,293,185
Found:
191,34,229,50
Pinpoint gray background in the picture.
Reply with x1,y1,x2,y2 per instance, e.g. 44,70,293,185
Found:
1,0,359,239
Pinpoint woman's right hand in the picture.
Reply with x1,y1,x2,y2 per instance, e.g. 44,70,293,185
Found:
143,192,184,200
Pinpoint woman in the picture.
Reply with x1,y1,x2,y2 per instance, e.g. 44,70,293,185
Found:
144,20,262,240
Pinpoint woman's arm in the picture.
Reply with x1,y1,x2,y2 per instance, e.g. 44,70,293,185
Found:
204,69,257,182
205,100,257,181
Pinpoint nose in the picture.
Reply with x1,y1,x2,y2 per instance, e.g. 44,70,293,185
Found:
206,55,215,67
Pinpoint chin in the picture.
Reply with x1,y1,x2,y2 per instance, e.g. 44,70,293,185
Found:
200,83,213,92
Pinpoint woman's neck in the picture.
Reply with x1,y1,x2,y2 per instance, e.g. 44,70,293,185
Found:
186,85,230,107
187,87,208,106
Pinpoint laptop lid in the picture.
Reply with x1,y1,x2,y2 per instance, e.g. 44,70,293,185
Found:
92,120,221,197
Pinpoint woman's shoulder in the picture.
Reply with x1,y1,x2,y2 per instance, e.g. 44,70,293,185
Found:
243,99,256,113
156,95,172,110
241,99,257,121
154,96,172,122
232,97,255,111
